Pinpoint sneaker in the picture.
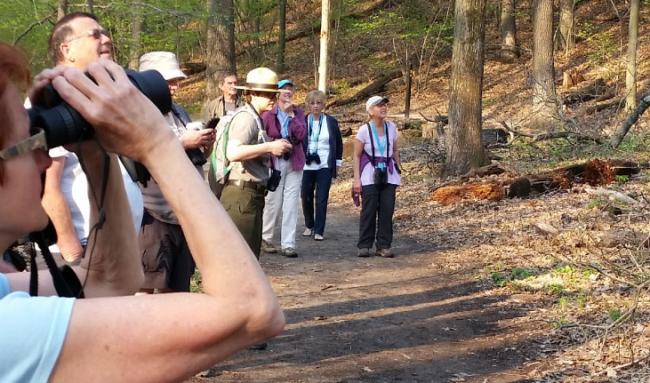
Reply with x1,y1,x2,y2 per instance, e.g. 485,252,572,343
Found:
357,248,371,257
281,247,298,258
303,228,313,236
375,248,394,258
314,234,324,241
262,240,278,254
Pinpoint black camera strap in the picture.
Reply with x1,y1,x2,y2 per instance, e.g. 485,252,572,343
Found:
308,113,323,155
366,122,390,168
29,231,84,298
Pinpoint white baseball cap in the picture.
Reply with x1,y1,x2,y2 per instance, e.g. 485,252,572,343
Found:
365,95,389,112
138,51,187,81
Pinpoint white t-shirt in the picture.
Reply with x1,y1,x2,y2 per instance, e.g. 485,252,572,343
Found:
304,116,330,171
48,147,143,250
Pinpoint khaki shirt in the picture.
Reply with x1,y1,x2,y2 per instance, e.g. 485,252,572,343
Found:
227,110,270,184
201,96,242,121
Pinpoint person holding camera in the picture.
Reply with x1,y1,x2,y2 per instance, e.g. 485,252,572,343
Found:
39,12,143,266
220,68,293,259
261,79,307,257
352,96,402,258
137,51,215,293
0,44,284,381
301,90,343,241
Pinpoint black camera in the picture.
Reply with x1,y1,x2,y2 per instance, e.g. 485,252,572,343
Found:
281,135,299,161
28,69,171,149
267,168,282,192
27,69,172,184
374,167,388,185
306,152,321,165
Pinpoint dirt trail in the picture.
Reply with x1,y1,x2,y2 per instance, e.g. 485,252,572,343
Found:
190,205,545,383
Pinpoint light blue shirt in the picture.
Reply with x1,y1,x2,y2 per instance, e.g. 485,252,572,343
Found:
277,108,291,139
0,273,75,382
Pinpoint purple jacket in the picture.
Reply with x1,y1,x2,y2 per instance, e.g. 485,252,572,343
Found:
262,105,307,171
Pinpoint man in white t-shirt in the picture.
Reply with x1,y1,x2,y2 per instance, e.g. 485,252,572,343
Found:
40,12,143,264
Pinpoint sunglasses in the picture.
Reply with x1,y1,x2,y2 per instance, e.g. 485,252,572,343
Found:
0,129,48,161
65,27,110,43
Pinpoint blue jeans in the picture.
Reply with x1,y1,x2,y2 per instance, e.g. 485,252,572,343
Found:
301,168,334,236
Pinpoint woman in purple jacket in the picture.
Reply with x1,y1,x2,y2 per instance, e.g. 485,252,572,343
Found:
261,79,307,257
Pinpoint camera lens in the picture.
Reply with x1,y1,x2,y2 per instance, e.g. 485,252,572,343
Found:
28,69,171,149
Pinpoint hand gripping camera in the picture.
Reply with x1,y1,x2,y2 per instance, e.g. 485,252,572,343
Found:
28,69,172,184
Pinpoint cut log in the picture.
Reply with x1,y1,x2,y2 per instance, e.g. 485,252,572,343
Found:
431,182,505,205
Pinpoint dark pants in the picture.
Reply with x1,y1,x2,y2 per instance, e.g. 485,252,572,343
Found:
358,184,397,250
220,184,266,259
140,211,195,292
301,168,334,236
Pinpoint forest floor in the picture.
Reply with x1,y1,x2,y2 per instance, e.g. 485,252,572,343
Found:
186,135,650,383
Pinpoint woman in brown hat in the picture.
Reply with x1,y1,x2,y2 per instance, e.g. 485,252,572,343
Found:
218,67,293,258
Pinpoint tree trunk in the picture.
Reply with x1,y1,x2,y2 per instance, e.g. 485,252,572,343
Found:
277,0,287,74
206,0,232,100
444,0,489,177
557,0,575,54
625,0,640,112
87,0,94,13
404,66,412,121
499,0,518,61
128,5,143,70
318,0,331,92
531,0,560,130
57,0,68,20
226,0,236,74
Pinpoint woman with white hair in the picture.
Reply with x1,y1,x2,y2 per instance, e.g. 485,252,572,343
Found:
352,96,402,258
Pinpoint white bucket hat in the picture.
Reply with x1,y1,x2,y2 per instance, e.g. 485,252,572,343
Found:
138,51,187,81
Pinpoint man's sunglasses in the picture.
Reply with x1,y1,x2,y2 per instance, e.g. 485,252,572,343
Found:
0,129,48,161
65,28,110,43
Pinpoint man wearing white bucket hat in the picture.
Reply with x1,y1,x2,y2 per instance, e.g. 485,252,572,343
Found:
218,67,293,258
137,51,215,292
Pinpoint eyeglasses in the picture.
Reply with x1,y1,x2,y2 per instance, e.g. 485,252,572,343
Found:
0,129,48,161
65,27,110,43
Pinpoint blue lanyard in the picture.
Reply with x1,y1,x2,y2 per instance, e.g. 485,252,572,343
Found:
369,121,387,157
308,114,323,153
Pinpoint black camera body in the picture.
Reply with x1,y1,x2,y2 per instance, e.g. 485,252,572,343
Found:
306,152,321,165
267,168,282,192
27,69,172,184
374,167,388,185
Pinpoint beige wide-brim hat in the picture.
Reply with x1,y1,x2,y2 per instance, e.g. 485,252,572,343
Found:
234,67,281,93
138,51,187,81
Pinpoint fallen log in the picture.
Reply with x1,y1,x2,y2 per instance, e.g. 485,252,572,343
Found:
562,78,608,105
327,69,402,108
431,159,640,205
610,93,650,148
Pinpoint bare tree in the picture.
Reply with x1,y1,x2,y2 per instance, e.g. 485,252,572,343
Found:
128,4,143,70
206,0,236,99
87,0,94,13
444,0,489,176
625,0,640,112
277,0,287,74
57,0,68,20
531,0,560,130
318,0,330,92
557,0,575,54
499,0,518,61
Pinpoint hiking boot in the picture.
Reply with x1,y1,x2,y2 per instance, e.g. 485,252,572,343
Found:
262,240,278,254
314,234,324,241
281,247,298,258
375,248,394,258
357,248,371,257
302,228,313,237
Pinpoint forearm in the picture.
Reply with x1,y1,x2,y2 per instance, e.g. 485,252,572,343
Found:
76,147,143,297
145,140,275,300
41,163,83,258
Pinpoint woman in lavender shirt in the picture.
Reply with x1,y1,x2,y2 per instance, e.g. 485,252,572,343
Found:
352,96,402,258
